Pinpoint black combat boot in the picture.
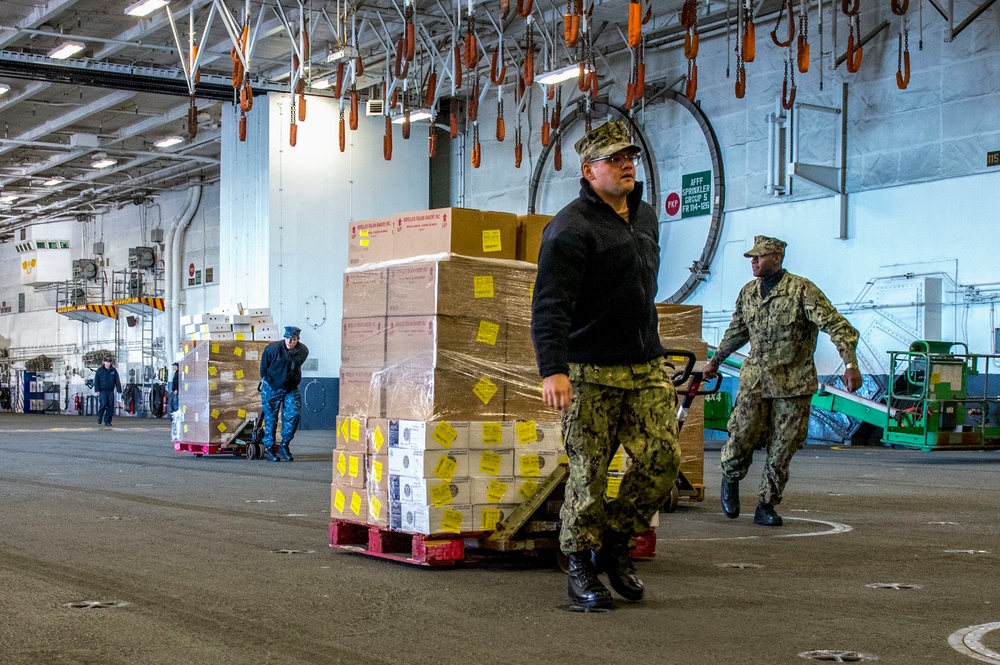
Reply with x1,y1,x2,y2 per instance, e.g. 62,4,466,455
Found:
261,443,280,462
567,550,613,609
721,477,740,518
597,535,644,601
277,444,294,462
753,501,783,526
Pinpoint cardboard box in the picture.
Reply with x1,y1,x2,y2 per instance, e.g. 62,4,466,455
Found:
386,256,531,318
336,415,369,453
514,450,563,478
516,214,552,263
343,268,388,319
513,476,544,503
348,216,394,267
389,474,471,507
657,304,703,340
385,364,505,421
511,420,562,450
338,367,385,417
366,418,390,456
209,332,236,341
254,332,280,341
385,315,506,367
472,503,520,531
331,483,368,523
504,365,559,421
390,501,473,535
251,316,274,326
232,323,253,333
387,447,469,480
661,337,708,489
367,451,388,490
468,421,515,449
231,332,252,341
505,320,536,365
392,208,518,261
470,476,518,504
332,450,366,487
230,315,251,325
247,307,271,317
388,419,470,451
469,448,514,477
340,317,387,368
367,486,389,527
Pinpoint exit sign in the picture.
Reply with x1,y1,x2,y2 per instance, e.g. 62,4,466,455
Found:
989,151,1000,167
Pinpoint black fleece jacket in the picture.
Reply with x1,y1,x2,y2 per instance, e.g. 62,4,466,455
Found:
260,340,310,391
531,178,665,378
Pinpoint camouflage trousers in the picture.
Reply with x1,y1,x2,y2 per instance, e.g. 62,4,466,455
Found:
559,359,681,554
261,383,302,448
720,389,812,505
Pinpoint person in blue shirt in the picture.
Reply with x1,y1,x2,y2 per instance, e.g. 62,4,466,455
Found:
93,357,122,427
258,326,309,462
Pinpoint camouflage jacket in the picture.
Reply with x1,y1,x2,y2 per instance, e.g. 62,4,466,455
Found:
716,272,858,397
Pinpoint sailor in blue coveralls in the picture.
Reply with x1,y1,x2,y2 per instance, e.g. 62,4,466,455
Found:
258,326,309,462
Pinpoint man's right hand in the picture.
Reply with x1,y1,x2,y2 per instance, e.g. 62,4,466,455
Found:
703,360,720,381
542,374,573,411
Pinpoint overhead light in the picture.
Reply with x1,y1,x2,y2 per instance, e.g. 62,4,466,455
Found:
310,78,334,90
125,0,169,17
391,109,434,124
536,63,591,86
0,83,10,96
48,41,86,60
42,177,64,187
154,136,184,148
91,157,118,169
0,194,18,204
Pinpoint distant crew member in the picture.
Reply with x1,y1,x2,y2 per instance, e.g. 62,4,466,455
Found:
169,362,180,413
94,356,122,427
258,326,309,462
704,236,861,526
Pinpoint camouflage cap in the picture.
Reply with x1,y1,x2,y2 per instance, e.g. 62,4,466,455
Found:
744,235,787,257
574,120,641,163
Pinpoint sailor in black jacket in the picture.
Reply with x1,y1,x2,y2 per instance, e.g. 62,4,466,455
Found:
531,120,681,610
258,326,309,462
93,357,122,426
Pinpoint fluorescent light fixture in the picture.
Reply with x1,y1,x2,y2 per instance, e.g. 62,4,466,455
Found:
42,177,64,187
536,63,591,86
154,135,184,148
125,0,169,17
48,41,86,60
0,194,18,204
91,157,118,169
310,78,333,90
0,83,10,96
391,109,434,124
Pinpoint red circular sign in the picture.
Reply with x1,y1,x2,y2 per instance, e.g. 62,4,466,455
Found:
188,263,195,277
665,192,681,217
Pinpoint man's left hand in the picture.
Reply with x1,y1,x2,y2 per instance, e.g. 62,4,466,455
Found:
844,367,862,393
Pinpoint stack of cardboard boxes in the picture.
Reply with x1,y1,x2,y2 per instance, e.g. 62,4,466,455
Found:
334,207,562,535
180,307,279,342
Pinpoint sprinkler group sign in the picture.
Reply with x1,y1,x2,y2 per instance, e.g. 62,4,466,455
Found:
681,170,712,218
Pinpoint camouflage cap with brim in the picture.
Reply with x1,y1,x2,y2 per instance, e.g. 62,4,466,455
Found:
574,120,641,163
744,235,788,257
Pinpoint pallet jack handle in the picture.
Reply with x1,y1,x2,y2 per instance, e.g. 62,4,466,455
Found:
663,349,698,387
675,368,723,432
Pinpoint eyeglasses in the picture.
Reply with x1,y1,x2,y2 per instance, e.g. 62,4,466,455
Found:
588,153,639,166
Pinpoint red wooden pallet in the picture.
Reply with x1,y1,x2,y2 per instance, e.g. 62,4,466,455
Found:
329,520,472,566
174,441,245,456
631,529,656,560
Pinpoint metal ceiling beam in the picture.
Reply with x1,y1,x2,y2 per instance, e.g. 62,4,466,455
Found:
0,81,53,114
92,0,215,61
0,0,85,49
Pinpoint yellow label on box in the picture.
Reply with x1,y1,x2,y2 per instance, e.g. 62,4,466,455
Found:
211,344,220,353
529,282,534,301
238,409,246,419
481,422,503,446
520,454,542,477
360,239,369,247
430,482,454,508
440,509,463,534
360,230,369,237
234,347,243,357
350,418,360,441
482,229,502,252
350,491,362,516
337,452,347,477
339,418,349,442
184,384,189,392
476,320,500,346
486,480,509,503
183,424,189,433
236,369,245,379
210,408,220,418
182,405,187,414
235,333,246,340
515,420,538,445
217,422,227,433
518,479,539,501
373,426,385,452
348,455,360,478
334,489,345,513
472,376,499,405
184,364,189,374
606,476,622,499
370,495,383,519
235,383,245,392
433,421,459,448
208,366,217,376
433,455,458,481
372,460,383,484
609,449,625,472
930,372,940,384
479,450,502,476
480,508,503,531
473,275,495,299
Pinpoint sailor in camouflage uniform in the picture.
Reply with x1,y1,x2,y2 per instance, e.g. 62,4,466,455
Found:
532,120,681,609
704,236,862,525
